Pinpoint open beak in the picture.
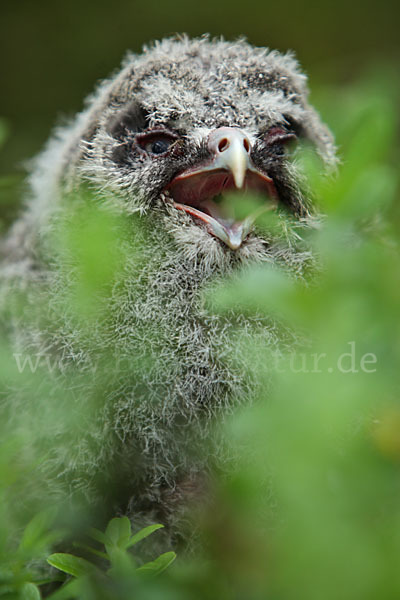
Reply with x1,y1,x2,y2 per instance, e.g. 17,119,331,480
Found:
165,127,277,250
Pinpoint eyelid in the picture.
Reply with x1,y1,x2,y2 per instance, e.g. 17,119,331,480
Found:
135,128,180,155
264,127,297,146
136,128,178,144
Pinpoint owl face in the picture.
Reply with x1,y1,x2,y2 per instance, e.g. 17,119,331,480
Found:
75,37,336,254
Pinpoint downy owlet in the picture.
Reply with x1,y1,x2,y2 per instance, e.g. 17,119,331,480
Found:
0,35,336,548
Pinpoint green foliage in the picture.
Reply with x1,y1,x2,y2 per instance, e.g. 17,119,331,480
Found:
47,555,95,579
0,509,61,600
45,518,175,599
0,512,174,600
200,79,400,600
44,197,131,323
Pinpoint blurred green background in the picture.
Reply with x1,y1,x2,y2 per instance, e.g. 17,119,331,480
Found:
1,0,399,178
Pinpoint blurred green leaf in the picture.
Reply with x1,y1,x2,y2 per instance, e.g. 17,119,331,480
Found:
19,582,41,600
47,554,96,578
47,579,81,600
88,527,108,546
104,517,131,552
127,524,164,548
106,546,136,576
136,551,176,577
19,509,57,553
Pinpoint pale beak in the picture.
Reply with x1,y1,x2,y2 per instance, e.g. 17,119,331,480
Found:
207,127,251,189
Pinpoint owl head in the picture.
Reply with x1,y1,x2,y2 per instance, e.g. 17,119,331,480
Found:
40,35,336,266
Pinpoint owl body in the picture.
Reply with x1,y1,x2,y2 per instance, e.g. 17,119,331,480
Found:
1,36,335,544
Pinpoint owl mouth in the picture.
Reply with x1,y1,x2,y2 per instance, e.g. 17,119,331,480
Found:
164,168,277,250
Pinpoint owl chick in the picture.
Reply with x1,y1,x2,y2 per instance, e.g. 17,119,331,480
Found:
1,36,336,547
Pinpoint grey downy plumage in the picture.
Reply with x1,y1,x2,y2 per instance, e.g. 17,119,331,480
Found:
0,35,336,549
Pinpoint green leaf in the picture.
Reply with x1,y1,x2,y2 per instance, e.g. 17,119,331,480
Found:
0,584,15,595
72,541,108,561
19,582,41,600
105,517,131,551
127,524,164,548
47,579,81,600
207,264,295,318
47,553,95,578
136,551,176,577
0,568,14,584
19,508,58,553
88,527,108,546
106,546,136,575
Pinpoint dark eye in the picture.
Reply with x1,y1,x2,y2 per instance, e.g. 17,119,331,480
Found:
136,130,178,156
147,139,172,154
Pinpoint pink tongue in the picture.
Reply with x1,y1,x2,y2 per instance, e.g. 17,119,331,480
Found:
168,171,235,206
